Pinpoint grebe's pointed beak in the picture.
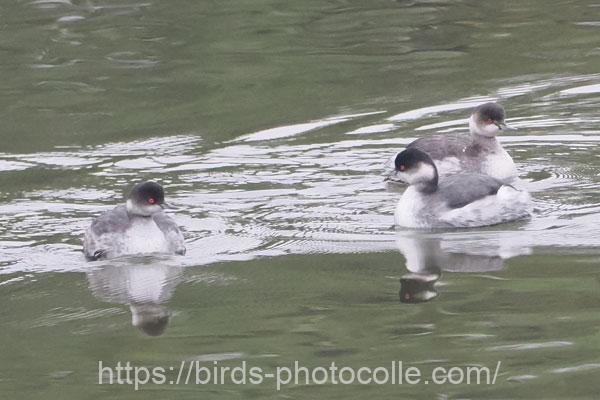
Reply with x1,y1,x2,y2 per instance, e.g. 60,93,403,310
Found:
160,202,176,209
495,121,517,131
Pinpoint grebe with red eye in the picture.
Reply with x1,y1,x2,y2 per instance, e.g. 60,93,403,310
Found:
393,148,531,228
83,181,185,260
385,102,518,184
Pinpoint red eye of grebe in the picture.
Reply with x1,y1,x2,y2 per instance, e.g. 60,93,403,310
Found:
399,165,405,171
148,197,156,205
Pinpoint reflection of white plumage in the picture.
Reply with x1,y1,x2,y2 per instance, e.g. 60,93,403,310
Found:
397,235,502,275
396,232,532,303
86,261,182,336
386,102,518,184
83,182,185,260
393,148,531,228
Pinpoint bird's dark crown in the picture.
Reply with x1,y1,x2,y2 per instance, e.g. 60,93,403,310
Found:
394,148,438,193
474,102,505,122
129,181,165,205
394,148,435,172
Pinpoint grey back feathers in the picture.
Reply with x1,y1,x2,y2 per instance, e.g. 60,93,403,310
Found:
406,102,507,161
407,134,472,161
152,212,186,255
389,102,517,185
86,204,183,239
438,174,502,209
394,148,503,208
88,205,130,236
84,205,129,260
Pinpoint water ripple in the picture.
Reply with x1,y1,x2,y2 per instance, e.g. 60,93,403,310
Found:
1,75,600,273
487,341,573,352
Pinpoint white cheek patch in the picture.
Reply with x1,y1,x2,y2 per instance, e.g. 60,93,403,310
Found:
126,199,161,216
410,163,436,184
393,162,436,185
480,123,500,137
469,115,499,137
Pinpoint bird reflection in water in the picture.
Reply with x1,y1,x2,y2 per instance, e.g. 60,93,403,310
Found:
396,232,531,304
86,257,182,336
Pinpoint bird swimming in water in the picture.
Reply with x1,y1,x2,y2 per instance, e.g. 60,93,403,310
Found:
386,102,518,184
83,181,185,260
393,148,530,228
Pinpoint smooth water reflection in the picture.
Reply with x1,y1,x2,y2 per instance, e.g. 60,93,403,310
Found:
86,257,182,336
396,231,530,303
